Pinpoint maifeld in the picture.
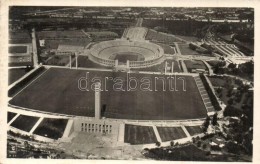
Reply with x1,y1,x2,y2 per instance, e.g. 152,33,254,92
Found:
78,72,187,92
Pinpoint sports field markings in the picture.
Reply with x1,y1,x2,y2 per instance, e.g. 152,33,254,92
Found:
12,68,50,99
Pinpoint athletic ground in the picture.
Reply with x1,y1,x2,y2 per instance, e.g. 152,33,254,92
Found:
10,68,207,120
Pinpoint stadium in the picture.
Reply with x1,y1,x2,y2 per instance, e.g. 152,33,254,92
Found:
8,27,216,146
89,39,164,68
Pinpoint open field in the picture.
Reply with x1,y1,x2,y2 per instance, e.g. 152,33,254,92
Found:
72,56,111,69
157,126,187,142
145,29,182,43
33,118,68,139
37,30,87,39
124,124,157,145
43,38,92,50
9,31,31,44
8,56,32,67
10,115,39,132
9,46,27,54
207,76,226,87
183,60,207,72
155,43,176,54
44,55,70,66
10,68,207,120
185,126,203,136
178,43,200,55
8,112,17,123
8,68,31,85
134,60,181,73
174,35,199,42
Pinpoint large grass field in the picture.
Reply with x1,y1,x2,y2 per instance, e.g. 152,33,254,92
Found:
157,126,187,142
33,118,68,139
10,68,207,120
124,124,157,145
10,115,39,132
185,126,203,136
72,56,111,69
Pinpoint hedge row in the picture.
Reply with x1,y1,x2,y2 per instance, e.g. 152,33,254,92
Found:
199,74,222,111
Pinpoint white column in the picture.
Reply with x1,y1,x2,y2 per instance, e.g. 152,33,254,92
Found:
115,59,118,67
95,82,101,119
171,62,174,73
165,61,167,74
75,55,78,69
69,55,72,69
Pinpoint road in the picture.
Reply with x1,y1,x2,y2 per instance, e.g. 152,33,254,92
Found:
135,18,143,27
31,28,39,67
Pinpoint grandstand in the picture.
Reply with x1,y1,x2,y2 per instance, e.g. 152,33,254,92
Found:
89,39,164,68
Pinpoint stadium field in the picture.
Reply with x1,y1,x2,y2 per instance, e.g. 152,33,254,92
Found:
9,68,207,120
157,126,187,142
124,124,157,145
10,115,39,132
114,53,144,63
33,118,68,139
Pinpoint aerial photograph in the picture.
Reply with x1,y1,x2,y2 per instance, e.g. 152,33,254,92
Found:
6,6,253,161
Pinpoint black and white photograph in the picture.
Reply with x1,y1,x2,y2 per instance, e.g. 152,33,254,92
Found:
0,0,258,163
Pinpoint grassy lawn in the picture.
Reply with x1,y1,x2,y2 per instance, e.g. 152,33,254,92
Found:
207,76,226,87
44,55,70,66
157,126,187,142
72,56,111,69
10,115,39,132
178,43,200,55
8,112,17,123
10,68,207,120
174,35,199,42
134,60,182,73
8,68,31,85
145,29,182,43
184,60,206,72
185,126,203,136
33,118,68,139
9,46,27,53
155,43,176,54
124,124,157,145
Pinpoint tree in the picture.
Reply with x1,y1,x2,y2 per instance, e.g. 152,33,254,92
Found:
212,113,218,126
156,141,161,147
170,141,174,147
203,116,210,132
